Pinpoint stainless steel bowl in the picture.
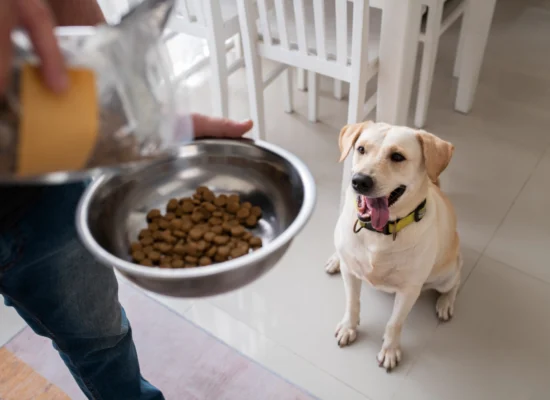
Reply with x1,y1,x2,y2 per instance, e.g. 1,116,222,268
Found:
76,139,316,297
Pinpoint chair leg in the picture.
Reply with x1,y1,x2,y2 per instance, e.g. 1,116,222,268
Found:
237,0,266,140
283,68,294,113
453,15,465,78
308,72,319,122
204,1,229,118
333,80,344,100
297,68,307,91
414,2,444,128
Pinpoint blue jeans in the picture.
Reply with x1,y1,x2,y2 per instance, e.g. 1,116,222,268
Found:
0,182,164,400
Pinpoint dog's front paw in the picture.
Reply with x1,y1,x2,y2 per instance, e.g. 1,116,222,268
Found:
325,253,340,274
436,292,455,322
377,344,402,372
335,320,357,347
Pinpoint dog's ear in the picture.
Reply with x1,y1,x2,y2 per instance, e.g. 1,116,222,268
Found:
339,122,370,162
416,131,454,183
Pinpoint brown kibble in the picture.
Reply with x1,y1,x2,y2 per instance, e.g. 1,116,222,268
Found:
142,246,154,254
203,202,217,212
245,215,258,228
230,247,247,259
250,206,262,218
228,194,240,204
213,235,230,245
241,201,252,209
185,242,201,256
172,259,184,268
237,208,250,219
173,230,185,238
185,255,198,264
217,246,230,257
230,225,246,237
165,212,176,221
204,232,216,242
192,192,202,201
214,254,227,262
158,219,170,230
214,195,227,207
191,212,204,223
211,225,223,235
146,209,161,221
197,240,209,253
209,217,223,226
148,222,159,231
226,202,239,214
140,236,154,246
206,246,217,257
130,242,142,252
192,198,201,205
157,243,173,253
222,222,232,233
132,251,145,262
227,219,240,227
139,229,152,238
175,207,184,217
159,263,172,268
197,186,209,194
181,220,193,232
170,219,183,230
242,231,252,240
149,251,161,262
167,199,179,212
173,244,186,255
140,259,154,266
181,200,194,213
236,241,250,253
249,237,262,247
189,227,204,241
203,191,215,202
199,256,212,266
212,211,223,217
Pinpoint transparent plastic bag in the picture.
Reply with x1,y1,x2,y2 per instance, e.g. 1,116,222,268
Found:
0,0,194,183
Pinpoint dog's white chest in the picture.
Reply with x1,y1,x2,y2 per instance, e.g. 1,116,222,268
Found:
335,214,434,292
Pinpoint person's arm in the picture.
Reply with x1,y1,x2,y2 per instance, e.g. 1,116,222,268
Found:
46,0,106,26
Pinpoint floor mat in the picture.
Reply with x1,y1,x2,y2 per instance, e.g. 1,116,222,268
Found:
4,281,313,400
0,347,70,400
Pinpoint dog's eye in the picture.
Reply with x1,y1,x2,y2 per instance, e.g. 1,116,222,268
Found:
357,146,365,155
390,152,406,162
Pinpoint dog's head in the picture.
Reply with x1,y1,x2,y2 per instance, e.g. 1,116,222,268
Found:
339,121,454,230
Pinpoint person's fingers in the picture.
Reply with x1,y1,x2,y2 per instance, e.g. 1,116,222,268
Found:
0,1,17,95
16,0,67,93
192,114,254,138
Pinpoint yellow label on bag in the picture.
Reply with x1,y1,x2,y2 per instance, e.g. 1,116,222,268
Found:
17,65,99,176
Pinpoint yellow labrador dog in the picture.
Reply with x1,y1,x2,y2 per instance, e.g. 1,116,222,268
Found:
325,121,461,371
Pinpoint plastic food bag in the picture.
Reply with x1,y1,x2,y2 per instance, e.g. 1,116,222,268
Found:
0,0,193,183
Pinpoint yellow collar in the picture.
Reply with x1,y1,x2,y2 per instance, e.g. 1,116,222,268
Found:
354,199,427,240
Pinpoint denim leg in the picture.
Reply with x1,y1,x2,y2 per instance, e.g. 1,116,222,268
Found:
0,183,164,400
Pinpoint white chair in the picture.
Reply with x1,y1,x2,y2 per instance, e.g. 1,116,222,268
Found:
166,0,244,117
236,0,379,139
300,0,467,128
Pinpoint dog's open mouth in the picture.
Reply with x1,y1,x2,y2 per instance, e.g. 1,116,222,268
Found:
356,185,406,230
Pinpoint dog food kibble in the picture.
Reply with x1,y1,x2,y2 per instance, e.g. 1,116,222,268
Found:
130,188,264,268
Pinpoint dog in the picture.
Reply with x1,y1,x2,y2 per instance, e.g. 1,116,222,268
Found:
325,121,461,372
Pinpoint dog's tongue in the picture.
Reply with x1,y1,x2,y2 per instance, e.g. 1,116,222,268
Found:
365,197,389,231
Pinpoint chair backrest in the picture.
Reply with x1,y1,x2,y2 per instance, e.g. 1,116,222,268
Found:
240,0,371,81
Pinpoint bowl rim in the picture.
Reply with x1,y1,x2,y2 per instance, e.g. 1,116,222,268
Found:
76,138,316,280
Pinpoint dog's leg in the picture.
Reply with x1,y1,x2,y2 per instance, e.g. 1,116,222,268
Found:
435,253,462,321
335,264,362,347
378,287,422,372
325,252,341,274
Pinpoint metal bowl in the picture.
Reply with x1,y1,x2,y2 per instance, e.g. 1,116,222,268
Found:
76,139,316,297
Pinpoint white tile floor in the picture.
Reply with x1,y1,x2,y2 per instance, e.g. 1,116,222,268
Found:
3,0,550,399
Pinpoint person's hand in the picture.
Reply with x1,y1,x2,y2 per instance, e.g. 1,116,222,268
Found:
192,114,253,138
0,0,67,96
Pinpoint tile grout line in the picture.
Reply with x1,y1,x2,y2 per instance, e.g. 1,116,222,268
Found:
460,144,550,289
185,300,374,400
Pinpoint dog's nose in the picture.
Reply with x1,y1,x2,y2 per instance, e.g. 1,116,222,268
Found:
352,173,374,194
